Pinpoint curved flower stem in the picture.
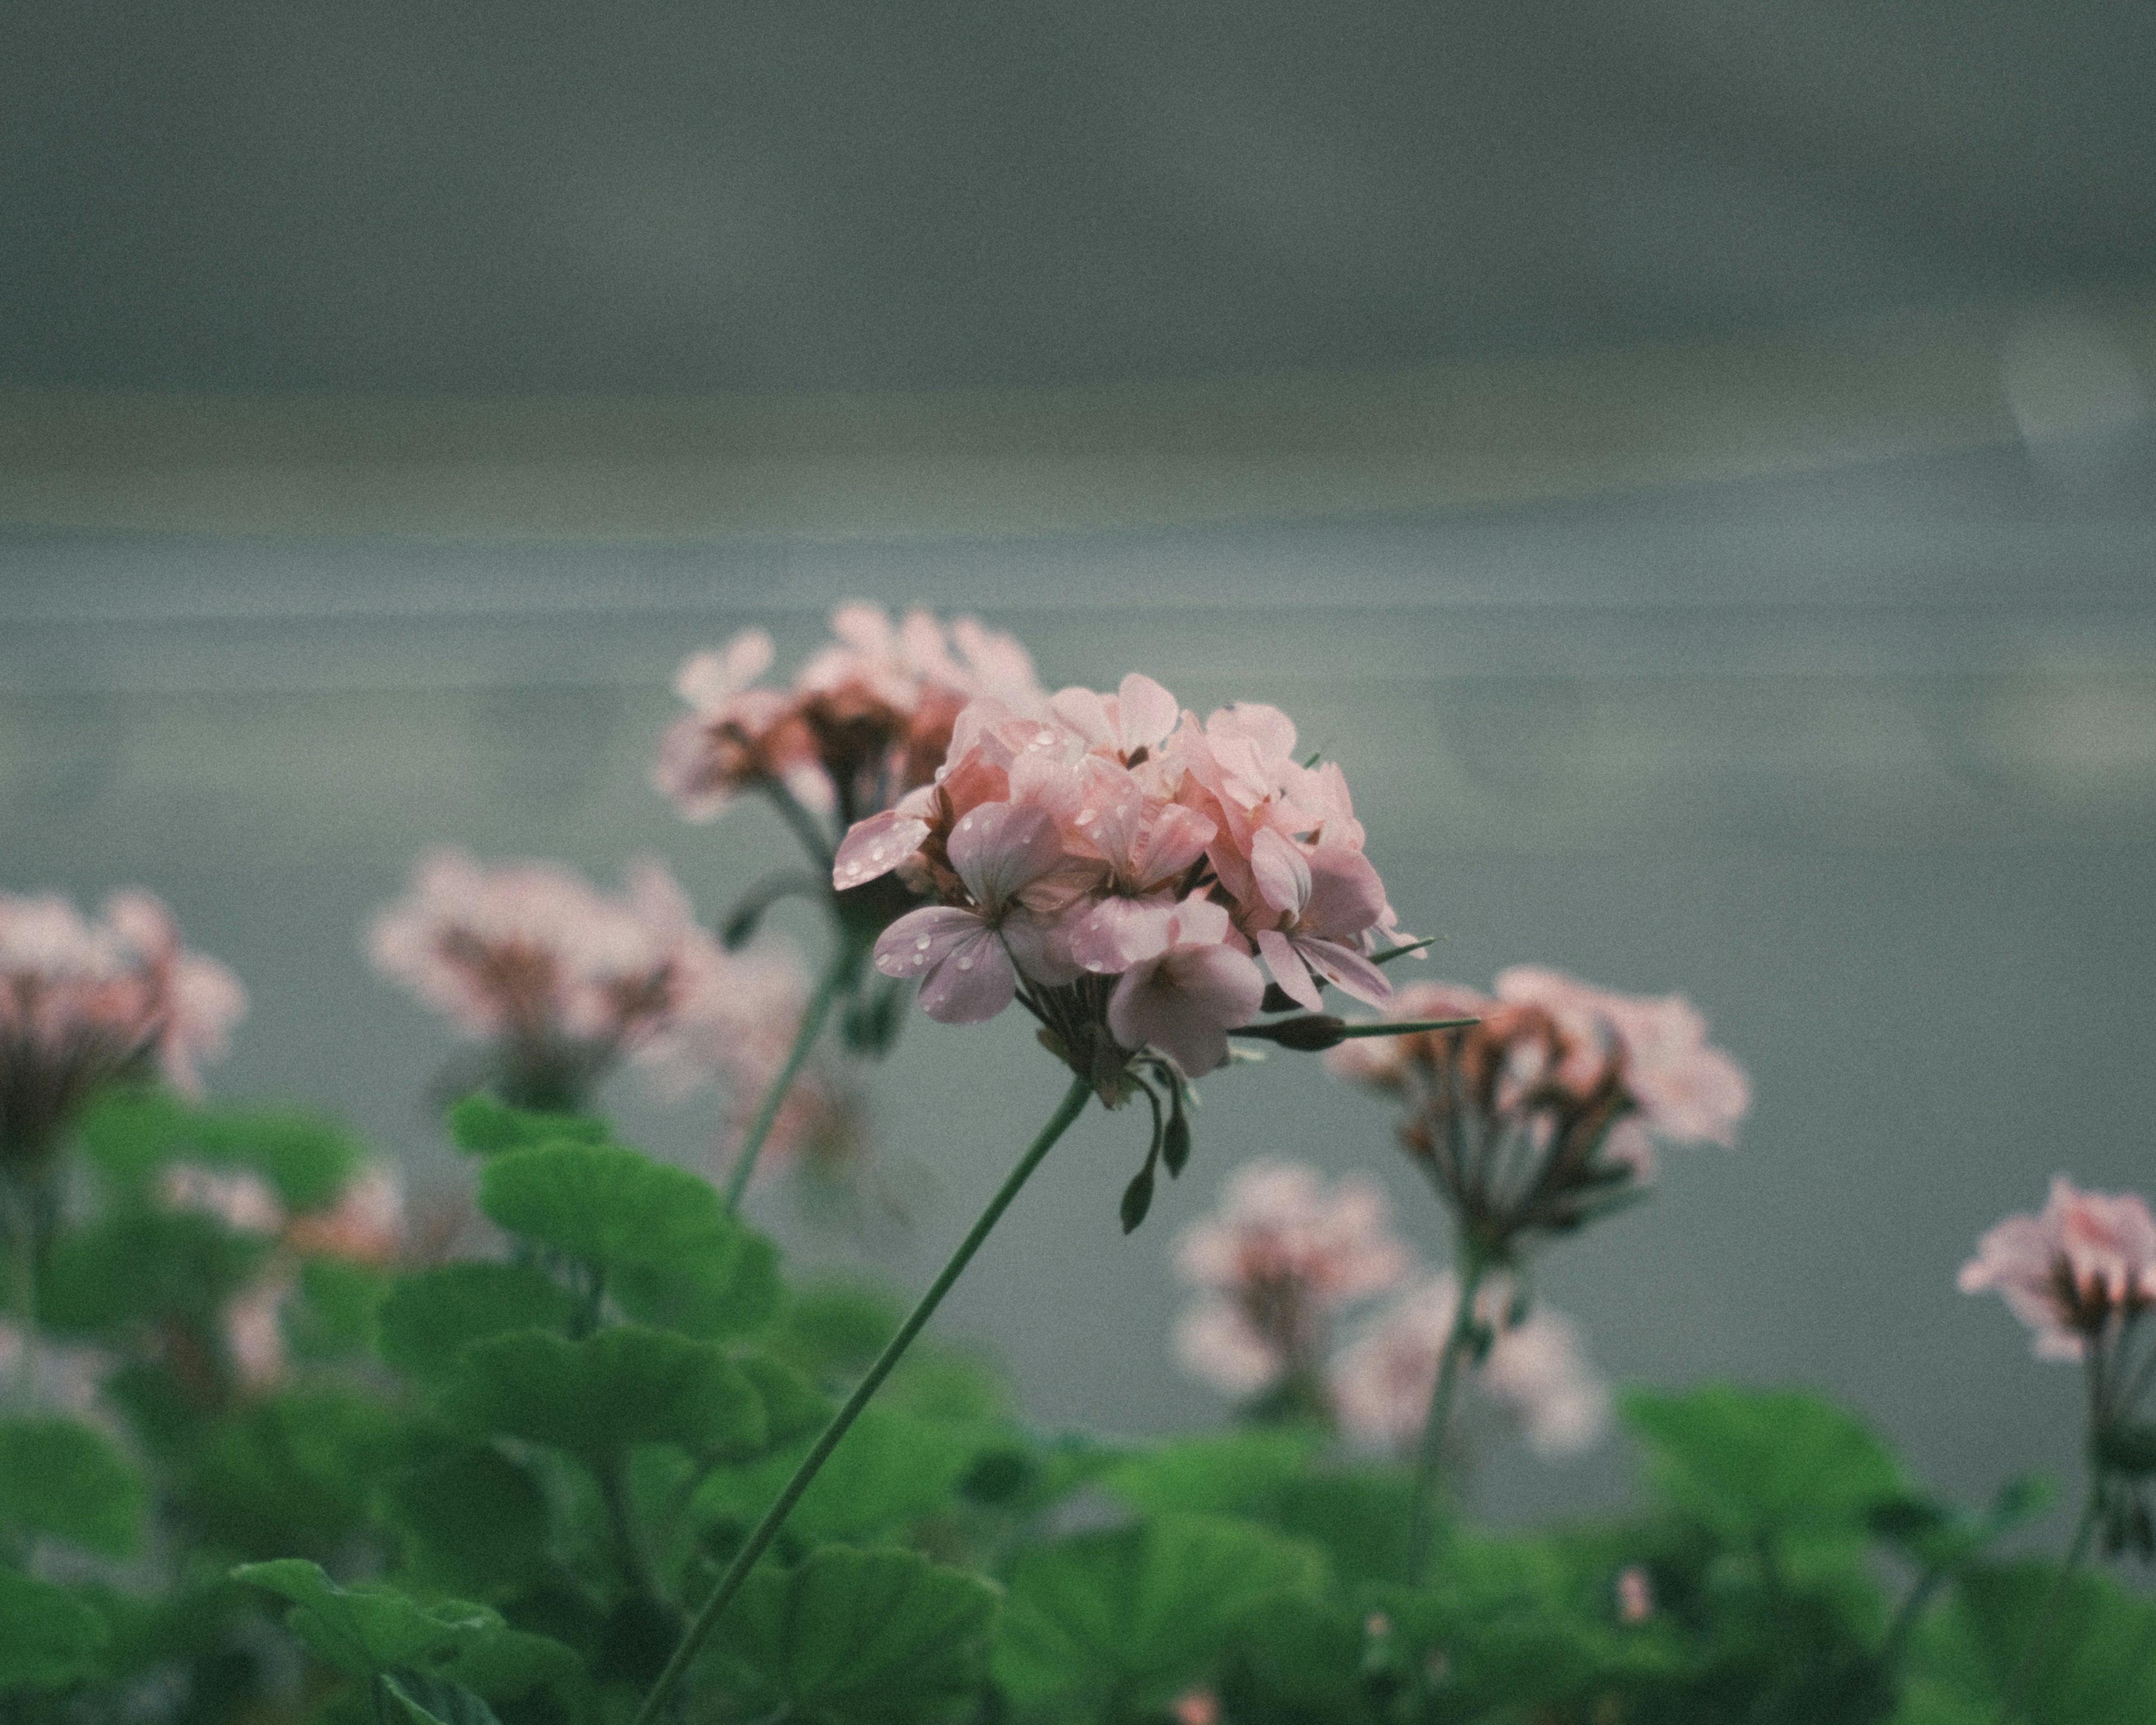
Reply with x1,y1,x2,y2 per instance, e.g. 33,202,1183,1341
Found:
1991,1485,2102,1725
634,1073,1094,1725
762,779,837,872
720,941,855,1214
1405,1245,1490,1585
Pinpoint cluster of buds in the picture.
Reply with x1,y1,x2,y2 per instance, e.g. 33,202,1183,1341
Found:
1961,1177,2156,1560
654,603,1047,838
1327,968,1748,1262
0,890,246,1184
369,849,730,1114
1174,1161,1607,1456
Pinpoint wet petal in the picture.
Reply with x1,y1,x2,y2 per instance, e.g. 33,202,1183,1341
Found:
1248,829,1312,919
1254,928,1324,1011
1294,935,1394,1008
834,810,931,891
1301,846,1386,939
949,801,1065,910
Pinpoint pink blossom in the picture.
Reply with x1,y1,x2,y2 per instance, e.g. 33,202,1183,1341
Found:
1245,830,1392,1010
369,850,725,1108
285,1165,406,1266
1616,1566,1655,1624
161,1163,285,1235
656,604,1047,830
0,889,246,1167
1330,1272,1610,1458
1959,1176,2156,1361
1101,896,1265,1078
1173,1160,1411,1396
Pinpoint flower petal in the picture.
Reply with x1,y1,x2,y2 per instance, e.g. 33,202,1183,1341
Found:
1254,928,1323,1011
1248,829,1312,920
1294,935,1395,1008
949,801,1066,911
1117,673,1182,756
834,810,931,891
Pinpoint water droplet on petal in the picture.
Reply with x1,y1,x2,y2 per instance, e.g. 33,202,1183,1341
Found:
915,935,932,950
1075,809,1095,824
957,956,974,971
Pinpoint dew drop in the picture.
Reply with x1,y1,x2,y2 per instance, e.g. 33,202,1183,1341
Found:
915,935,932,950
1075,809,1095,824
957,957,975,971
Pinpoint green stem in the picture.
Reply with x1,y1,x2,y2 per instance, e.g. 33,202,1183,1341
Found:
761,779,837,871
1405,1245,1490,1584
1991,1487,2102,1725
634,1073,1094,1725
721,943,855,1213
4,1176,36,1405
599,1450,668,1612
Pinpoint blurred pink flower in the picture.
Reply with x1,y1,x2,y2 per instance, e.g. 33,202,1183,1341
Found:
0,889,245,1171
285,1164,406,1266
1326,970,1747,1256
161,1163,285,1235
1616,1565,1655,1624
655,604,1047,832
369,850,725,1111
1959,1176,2156,1361
1173,1160,1410,1397
1329,1272,1610,1458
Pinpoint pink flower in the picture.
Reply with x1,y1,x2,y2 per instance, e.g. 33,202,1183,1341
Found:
369,850,726,1110
161,1163,285,1235
285,1165,406,1266
1616,1566,1655,1624
1173,1160,1411,1396
1100,895,1265,1078
0,889,246,1169
1327,970,1747,1256
1959,1177,2156,1361
656,604,1047,833
1246,830,1392,1010
1330,1273,1610,1458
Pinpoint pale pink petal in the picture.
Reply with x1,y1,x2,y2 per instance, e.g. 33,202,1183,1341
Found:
1248,828,1313,920
1294,935,1394,1008
1254,928,1323,1011
674,630,775,709
1301,846,1387,940
874,906,1017,1023
1109,943,1264,1074
1116,673,1182,756
1070,897,1177,974
948,801,1066,911
1000,906,1085,987
833,810,931,891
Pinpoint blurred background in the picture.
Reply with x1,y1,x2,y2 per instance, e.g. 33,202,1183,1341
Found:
4,1,2155,1531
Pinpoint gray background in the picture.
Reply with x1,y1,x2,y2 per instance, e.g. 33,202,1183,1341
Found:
6,0,2156,1538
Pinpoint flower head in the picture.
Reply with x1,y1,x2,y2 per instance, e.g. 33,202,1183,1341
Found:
655,604,1048,829
369,850,727,1112
1329,1272,1610,1458
1959,1177,2156,1362
0,889,246,1172
1173,1161,1410,1398
842,675,1402,1092
1326,970,1747,1258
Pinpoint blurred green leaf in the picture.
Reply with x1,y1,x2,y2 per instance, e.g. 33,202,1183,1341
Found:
479,1142,780,1337
1103,1429,1319,1519
446,1094,610,1158
445,1326,765,1461
190,1387,414,1558
696,1406,971,1545
81,1090,360,1210
376,1264,578,1380
1624,1385,1903,1546
734,1355,836,1449
0,1568,108,1690
382,1672,500,1725
41,1210,268,1332
995,1514,1327,1709
709,1546,999,1724
378,1444,552,1597
0,1418,147,1557
1953,1560,2156,1725
287,1258,390,1361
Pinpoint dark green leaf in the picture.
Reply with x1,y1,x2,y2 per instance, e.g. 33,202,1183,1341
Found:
995,1514,1327,1708
445,1326,765,1460
2095,1421,2156,1477
0,1569,108,1690
1102,1430,1319,1520
1623,1384,1903,1544
40,1210,270,1332
734,1355,836,1449
696,1407,971,1545
376,1264,579,1380
287,1258,389,1360
378,1445,552,1595
1954,1560,2156,1725
381,1672,501,1725
191,1387,414,1559
710,1546,999,1724
232,1560,497,1680
0,1418,147,1557
446,1094,608,1158
80,1090,361,1210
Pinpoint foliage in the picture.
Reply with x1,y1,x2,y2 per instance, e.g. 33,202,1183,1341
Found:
1,1088,2144,1725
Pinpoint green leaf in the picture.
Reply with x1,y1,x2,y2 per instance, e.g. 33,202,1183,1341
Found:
0,1418,148,1557
80,1090,360,1210
1953,1560,2156,1725
447,1093,610,1157
695,1407,971,1545
378,1444,552,1596
376,1264,579,1380
1623,1384,1903,1545
771,1279,903,1382
445,1326,765,1460
735,1355,837,1449
40,1210,270,1332
287,1258,390,1360
2094,1421,2156,1477
190,1387,414,1558
381,1672,501,1725
479,1142,780,1336
710,1546,1000,1724
232,1560,497,1679
1102,1430,1320,1520
995,1514,1328,1708
0,1569,108,1690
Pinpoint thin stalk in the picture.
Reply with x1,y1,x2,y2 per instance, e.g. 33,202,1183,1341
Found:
1878,1560,1949,1673
762,780,837,871
1405,1245,1490,1583
4,1176,35,1405
1990,1486,2102,1725
599,1452,667,1612
634,1073,1094,1725
721,942,853,1212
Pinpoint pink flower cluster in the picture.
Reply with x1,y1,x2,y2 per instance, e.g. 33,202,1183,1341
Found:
654,604,1047,829
1173,1160,1607,1458
1327,967,1747,1252
835,674,1404,1079
1959,1176,2156,1362
0,890,246,1169
369,849,728,1110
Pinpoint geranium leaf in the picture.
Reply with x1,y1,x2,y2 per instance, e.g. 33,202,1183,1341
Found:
375,1265,578,1380
0,1569,108,1690
0,1418,148,1557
